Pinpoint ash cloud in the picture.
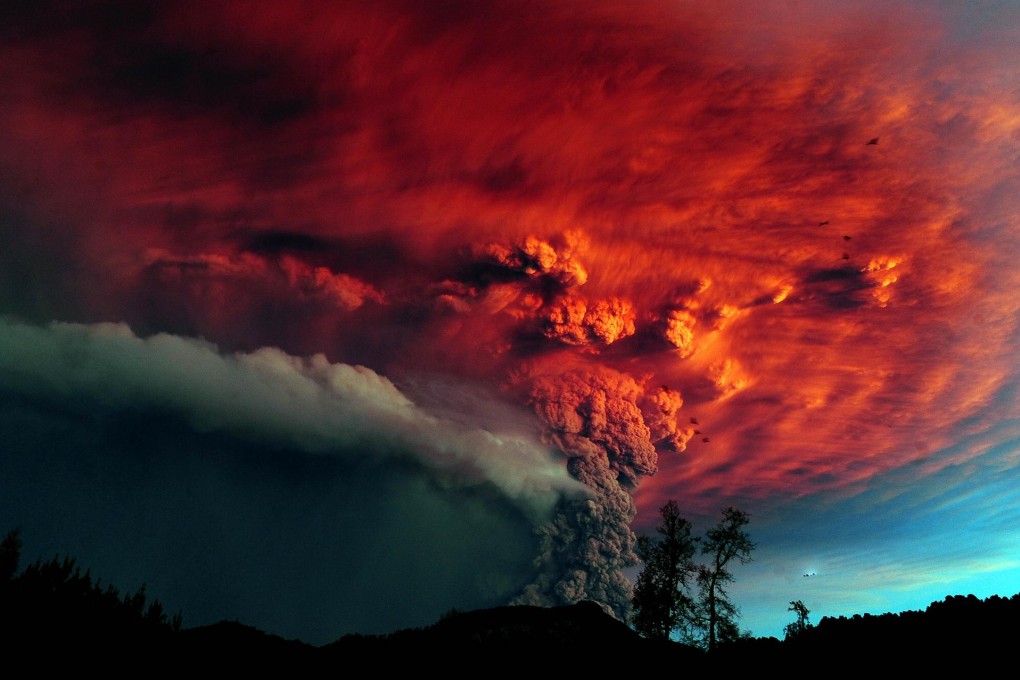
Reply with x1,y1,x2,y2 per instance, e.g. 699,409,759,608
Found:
513,367,674,619
453,234,589,297
542,295,637,347
529,369,658,486
480,235,589,288
642,385,693,453
2,0,1020,644
0,317,584,518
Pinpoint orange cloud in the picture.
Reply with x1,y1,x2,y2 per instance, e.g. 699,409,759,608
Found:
2,0,1019,577
542,296,637,347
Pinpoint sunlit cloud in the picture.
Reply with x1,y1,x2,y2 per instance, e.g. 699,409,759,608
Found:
0,0,1018,642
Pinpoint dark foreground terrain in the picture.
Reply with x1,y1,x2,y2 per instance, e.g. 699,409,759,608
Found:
5,591,1019,673
2,534,1017,672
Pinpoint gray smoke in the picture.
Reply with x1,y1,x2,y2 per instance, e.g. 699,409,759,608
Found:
0,317,586,519
513,367,668,620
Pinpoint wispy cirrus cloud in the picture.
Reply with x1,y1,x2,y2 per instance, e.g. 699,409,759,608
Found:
1,0,1019,641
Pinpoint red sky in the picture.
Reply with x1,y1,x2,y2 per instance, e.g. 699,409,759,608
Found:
2,0,1019,641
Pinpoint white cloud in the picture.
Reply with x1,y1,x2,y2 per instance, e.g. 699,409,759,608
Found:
0,317,586,519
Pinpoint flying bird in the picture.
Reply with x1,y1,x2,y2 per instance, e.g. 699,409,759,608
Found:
867,137,879,145
702,437,710,443
843,235,852,241
818,220,829,226
690,417,699,425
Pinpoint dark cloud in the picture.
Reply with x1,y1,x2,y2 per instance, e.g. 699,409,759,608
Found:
235,230,421,287
0,392,540,645
795,262,890,309
477,155,532,194
0,316,598,643
3,1,324,128
0,1,155,43
239,230,338,256
515,462,638,620
454,235,588,293
0,210,88,323
105,44,320,126
0,318,584,515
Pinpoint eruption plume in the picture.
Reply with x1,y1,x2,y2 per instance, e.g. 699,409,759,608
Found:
514,367,673,619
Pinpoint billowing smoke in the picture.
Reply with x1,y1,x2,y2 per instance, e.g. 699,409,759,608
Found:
512,367,677,619
0,317,585,519
480,235,589,288
441,235,693,618
2,0,1018,645
542,296,637,347
642,385,693,453
529,370,658,486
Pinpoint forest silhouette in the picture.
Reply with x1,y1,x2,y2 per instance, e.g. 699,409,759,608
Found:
1,527,1015,671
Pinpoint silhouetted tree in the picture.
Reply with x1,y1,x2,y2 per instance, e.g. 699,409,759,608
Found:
784,599,811,639
0,528,20,581
631,500,699,640
631,504,755,650
1,527,183,651
696,507,755,651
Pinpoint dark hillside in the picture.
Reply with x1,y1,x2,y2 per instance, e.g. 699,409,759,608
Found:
322,601,706,671
4,530,1019,671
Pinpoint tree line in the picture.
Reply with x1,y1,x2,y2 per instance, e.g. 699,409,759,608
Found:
6,520,1020,668
630,501,756,650
629,499,1020,660
1,527,182,652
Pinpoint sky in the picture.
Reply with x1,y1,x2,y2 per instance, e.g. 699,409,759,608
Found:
1,0,1019,645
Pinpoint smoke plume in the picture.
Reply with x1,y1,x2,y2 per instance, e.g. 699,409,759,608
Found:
0,317,585,519
512,367,674,619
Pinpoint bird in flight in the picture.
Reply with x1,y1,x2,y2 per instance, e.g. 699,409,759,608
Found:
843,235,852,241
702,437,710,443
867,137,879,145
